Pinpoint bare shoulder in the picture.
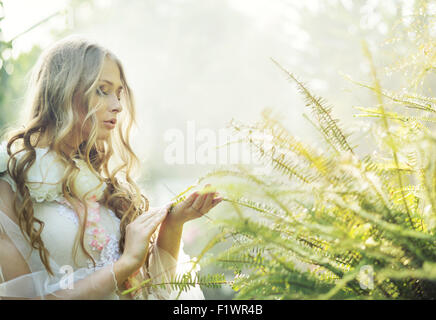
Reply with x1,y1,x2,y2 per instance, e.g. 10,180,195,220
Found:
0,179,31,282
0,178,19,225
0,223,32,283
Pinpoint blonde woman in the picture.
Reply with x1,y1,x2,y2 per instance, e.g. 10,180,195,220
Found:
0,36,223,300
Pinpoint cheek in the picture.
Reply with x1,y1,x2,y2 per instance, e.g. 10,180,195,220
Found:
92,97,108,120
77,109,98,135
74,95,107,139
95,109,107,124
88,95,101,112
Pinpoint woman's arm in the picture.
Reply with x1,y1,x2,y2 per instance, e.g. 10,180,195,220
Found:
155,217,184,261
42,257,137,300
0,179,171,300
39,256,137,300
0,249,137,300
0,210,140,300
0,179,123,300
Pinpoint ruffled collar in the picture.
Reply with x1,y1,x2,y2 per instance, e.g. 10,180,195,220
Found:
0,142,107,203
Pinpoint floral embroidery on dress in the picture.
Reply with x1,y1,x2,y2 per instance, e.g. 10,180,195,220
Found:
56,195,122,285
98,233,121,266
87,233,121,271
57,196,111,253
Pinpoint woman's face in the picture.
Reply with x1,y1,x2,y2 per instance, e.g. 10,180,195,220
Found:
84,56,124,141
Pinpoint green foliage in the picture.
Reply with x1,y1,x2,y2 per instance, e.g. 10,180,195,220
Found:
120,272,229,296
0,1,68,132
190,1,436,300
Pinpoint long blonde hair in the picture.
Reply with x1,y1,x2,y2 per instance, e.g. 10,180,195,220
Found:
1,35,149,274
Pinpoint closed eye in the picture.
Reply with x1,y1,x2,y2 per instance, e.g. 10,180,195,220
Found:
97,86,109,96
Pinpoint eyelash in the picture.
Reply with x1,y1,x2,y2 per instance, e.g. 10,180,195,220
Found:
97,87,121,101
97,87,108,96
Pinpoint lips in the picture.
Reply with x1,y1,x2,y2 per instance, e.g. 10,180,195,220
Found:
103,118,117,129
104,119,117,125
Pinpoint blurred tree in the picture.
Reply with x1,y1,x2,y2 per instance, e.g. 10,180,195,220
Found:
0,0,90,135
0,0,15,129
0,1,62,133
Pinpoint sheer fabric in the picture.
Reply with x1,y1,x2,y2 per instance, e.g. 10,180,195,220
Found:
0,145,204,300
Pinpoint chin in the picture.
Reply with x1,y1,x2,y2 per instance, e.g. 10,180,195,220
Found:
97,135,110,141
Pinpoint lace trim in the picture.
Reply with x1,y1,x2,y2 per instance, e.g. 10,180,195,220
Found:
57,203,80,226
88,233,121,270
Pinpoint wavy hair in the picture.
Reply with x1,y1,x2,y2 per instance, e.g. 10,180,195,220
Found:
1,35,149,275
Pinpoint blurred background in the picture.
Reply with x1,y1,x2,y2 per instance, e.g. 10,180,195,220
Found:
0,0,428,299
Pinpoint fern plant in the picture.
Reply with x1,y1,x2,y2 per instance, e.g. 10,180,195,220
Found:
196,74,436,299
189,3,436,300
122,1,436,300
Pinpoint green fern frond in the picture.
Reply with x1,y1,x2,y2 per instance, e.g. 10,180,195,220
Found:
121,272,229,296
271,58,354,154
260,108,333,175
345,74,436,113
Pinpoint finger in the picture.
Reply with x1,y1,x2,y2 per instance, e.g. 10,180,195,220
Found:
202,192,215,211
135,210,159,223
191,192,207,213
198,185,216,198
149,203,172,216
177,192,199,211
138,211,161,225
211,197,223,207
148,214,166,229
162,202,173,214
201,184,215,194
154,203,172,219
141,211,167,230
137,205,169,224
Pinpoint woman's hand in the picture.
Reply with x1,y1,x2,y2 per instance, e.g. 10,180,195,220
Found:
119,203,172,272
166,184,223,226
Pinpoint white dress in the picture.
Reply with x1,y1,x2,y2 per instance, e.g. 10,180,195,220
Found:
0,144,204,300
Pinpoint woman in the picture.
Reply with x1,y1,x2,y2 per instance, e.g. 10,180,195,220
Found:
0,35,222,299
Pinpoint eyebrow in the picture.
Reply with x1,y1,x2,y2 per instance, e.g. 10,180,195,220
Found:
99,79,123,90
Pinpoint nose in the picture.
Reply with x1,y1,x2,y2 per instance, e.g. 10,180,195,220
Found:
109,95,123,114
